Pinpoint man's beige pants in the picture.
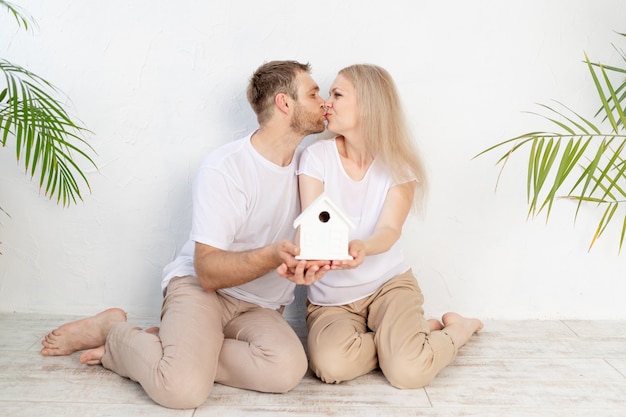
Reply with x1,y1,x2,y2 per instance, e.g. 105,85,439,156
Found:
100,276,307,409
306,270,456,388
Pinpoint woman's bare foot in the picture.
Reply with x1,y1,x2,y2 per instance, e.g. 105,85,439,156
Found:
40,308,127,356
441,312,484,348
428,318,444,331
79,345,106,366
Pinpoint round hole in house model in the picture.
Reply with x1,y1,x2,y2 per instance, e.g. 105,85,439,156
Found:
319,211,330,223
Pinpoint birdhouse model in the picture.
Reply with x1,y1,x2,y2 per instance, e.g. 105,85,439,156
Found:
293,192,355,260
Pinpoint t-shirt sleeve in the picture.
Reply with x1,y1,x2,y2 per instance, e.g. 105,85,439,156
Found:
190,164,246,250
297,142,325,182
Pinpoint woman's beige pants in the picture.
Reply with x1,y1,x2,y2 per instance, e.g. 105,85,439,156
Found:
307,270,456,389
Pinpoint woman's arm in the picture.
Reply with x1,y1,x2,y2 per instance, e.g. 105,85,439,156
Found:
336,180,416,269
362,180,415,255
298,174,325,210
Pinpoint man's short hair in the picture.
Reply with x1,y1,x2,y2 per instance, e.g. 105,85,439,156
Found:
246,60,311,125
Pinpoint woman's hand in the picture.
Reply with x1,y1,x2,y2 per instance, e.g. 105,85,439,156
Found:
330,240,365,270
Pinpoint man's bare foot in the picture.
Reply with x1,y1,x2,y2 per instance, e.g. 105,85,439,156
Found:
79,345,105,366
40,308,127,356
76,326,158,366
428,318,444,331
441,312,484,348
145,326,160,336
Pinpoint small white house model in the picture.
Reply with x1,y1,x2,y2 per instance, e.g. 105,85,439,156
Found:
293,192,355,260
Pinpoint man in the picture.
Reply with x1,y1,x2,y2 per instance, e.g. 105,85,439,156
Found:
40,60,329,409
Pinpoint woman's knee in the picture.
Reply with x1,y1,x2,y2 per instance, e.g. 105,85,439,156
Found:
308,344,358,384
311,362,351,385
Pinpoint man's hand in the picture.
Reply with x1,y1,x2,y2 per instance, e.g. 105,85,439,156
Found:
277,259,331,285
275,240,331,285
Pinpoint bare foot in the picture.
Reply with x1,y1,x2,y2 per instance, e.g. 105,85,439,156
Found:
40,308,127,356
441,312,484,348
428,318,444,331
79,345,105,366
145,326,160,336
77,326,158,366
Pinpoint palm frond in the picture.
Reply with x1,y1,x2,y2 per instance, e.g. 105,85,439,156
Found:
592,36,626,127
0,0,34,30
0,59,96,206
475,33,626,252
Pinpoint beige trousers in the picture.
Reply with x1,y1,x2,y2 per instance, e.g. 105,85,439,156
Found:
101,276,307,409
306,269,456,389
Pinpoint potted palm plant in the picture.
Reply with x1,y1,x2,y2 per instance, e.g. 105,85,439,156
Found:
475,32,626,252
1,0,96,218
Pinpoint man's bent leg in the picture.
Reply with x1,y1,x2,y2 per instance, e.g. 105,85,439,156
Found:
102,276,224,409
216,302,307,393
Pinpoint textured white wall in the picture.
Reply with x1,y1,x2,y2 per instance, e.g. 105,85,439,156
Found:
0,0,624,319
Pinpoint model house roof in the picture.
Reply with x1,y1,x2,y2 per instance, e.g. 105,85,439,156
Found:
293,192,355,228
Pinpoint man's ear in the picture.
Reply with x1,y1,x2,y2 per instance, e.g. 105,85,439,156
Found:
275,93,290,115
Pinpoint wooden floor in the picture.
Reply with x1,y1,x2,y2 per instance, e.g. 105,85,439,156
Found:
0,312,625,417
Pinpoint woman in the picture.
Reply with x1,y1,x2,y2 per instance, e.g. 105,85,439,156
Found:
296,64,483,388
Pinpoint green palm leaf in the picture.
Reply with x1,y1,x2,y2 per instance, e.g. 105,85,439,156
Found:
0,0,33,30
0,59,96,206
475,33,626,252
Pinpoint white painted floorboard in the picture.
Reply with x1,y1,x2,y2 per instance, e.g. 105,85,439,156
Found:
0,312,625,417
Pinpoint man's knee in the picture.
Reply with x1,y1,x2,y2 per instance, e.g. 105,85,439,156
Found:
265,344,308,393
381,359,436,389
155,389,209,409
148,372,213,409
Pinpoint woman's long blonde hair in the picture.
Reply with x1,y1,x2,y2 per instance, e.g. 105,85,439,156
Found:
338,64,428,210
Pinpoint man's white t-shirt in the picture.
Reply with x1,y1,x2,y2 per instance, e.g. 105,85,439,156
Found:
297,138,411,306
161,133,300,310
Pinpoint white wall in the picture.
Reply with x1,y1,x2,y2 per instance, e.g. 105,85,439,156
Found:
1,0,624,320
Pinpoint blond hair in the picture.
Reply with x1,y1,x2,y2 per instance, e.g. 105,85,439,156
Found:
338,64,428,209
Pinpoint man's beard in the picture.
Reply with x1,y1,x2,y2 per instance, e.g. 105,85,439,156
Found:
290,103,325,136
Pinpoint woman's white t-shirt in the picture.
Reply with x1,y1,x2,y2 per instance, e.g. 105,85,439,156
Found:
297,138,411,306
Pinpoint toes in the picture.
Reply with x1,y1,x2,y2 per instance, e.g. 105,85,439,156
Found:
79,346,105,365
42,332,58,348
476,320,485,332
41,347,61,356
44,332,57,344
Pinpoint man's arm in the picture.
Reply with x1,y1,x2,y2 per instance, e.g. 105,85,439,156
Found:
195,241,330,291
193,241,288,292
